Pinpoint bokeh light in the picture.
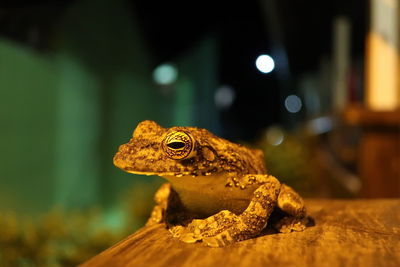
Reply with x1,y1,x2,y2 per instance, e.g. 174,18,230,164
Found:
152,63,178,85
284,95,302,113
265,126,284,146
255,54,275,74
214,85,236,109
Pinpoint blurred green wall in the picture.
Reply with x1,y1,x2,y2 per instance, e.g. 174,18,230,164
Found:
0,0,218,215
0,0,169,214
0,39,59,214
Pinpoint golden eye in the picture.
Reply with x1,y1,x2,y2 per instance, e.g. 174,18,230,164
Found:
162,131,194,159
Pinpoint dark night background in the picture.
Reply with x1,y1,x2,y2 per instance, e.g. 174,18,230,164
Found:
5,1,397,265
0,0,367,140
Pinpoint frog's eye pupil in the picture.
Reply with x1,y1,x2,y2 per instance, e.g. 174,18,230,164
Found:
167,142,185,149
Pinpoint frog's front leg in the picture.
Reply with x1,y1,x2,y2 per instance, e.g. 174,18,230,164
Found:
146,183,172,226
146,183,190,226
172,176,281,247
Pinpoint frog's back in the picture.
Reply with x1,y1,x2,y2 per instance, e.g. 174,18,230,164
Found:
184,126,267,176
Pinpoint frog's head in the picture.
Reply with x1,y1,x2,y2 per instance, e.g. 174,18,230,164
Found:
113,120,266,178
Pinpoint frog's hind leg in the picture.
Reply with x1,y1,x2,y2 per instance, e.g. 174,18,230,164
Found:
174,175,281,247
274,184,308,233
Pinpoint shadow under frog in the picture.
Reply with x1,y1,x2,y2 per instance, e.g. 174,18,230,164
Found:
113,120,310,247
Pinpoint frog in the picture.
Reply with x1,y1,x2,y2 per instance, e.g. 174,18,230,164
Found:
113,120,308,247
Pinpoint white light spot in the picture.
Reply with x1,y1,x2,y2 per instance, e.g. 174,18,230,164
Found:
214,85,235,109
265,126,284,146
255,54,275,74
153,63,178,85
284,95,302,113
308,116,333,134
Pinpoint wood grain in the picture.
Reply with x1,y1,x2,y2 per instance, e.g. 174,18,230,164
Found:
81,199,400,267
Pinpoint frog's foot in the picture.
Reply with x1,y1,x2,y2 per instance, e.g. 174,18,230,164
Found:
274,183,308,233
169,210,238,246
273,216,308,233
170,178,281,247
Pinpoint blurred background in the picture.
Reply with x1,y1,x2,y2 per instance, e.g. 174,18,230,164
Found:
0,0,399,265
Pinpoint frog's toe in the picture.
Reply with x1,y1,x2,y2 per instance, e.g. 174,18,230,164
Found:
274,216,308,233
179,232,201,243
202,230,234,247
170,224,203,243
169,225,185,238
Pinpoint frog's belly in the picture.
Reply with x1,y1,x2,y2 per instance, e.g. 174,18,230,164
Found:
178,189,252,216
166,175,257,217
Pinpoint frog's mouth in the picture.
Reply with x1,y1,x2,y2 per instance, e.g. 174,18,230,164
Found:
126,170,157,176
113,156,155,175
123,169,195,178
113,154,188,177
124,170,174,176
113,143,199,178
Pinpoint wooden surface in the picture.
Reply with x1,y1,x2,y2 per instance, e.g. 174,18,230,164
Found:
81,199,400,267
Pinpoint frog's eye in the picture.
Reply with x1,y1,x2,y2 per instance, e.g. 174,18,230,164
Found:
162,131,194,160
